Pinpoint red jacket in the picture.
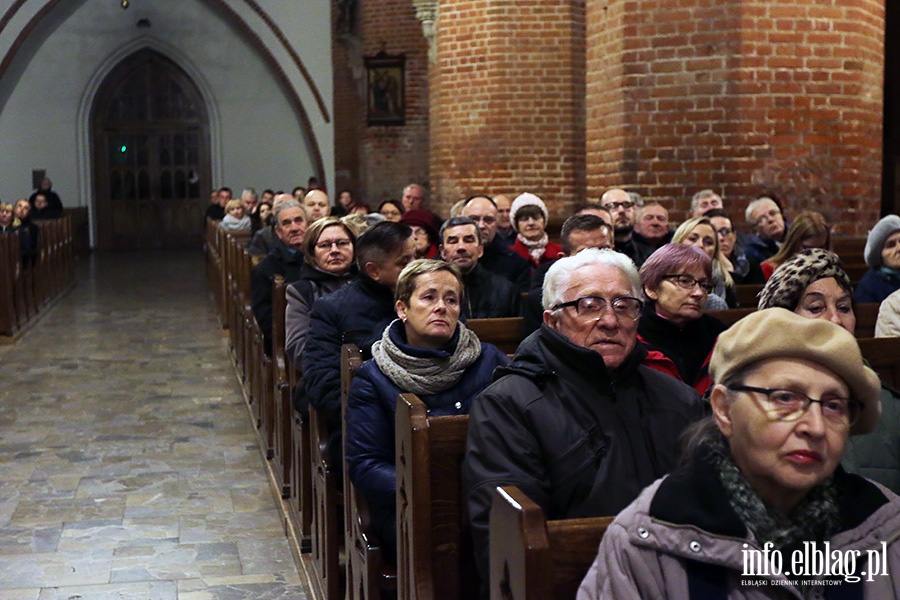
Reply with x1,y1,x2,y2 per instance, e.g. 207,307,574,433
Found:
511,238,563,268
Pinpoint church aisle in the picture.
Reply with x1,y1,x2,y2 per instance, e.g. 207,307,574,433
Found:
0,251,308,599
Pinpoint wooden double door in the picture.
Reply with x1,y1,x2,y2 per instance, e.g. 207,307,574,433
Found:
93,50,210,249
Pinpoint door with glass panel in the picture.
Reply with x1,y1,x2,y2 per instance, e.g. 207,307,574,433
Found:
93,49,210,249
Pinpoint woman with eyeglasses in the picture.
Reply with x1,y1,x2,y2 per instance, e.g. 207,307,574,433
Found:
704,208,766,285
285,216,357,371
671,216,735,308
759,248,900,494
579,308,899,599
638,243,727,394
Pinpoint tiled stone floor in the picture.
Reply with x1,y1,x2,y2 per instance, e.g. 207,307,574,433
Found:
0,251,309,599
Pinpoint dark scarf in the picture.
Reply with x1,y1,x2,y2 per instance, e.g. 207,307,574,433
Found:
706,438,841,556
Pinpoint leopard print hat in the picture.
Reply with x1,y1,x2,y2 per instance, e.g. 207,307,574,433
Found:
757,248,851,311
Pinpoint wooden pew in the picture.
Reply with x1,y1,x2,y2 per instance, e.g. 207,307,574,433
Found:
290,394,314,552
395,393,477,600
858,337,900,389
0,234,20,337
342,343,397,600
832,236,867,264
467,317,524,355
855,303,879,339
489,486,614,600
309,402,345,600
0,216,76,343
734,284,763,308
706,307,755,328
271,275,292,497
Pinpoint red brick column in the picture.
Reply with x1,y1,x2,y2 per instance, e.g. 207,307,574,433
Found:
356,0,432,206
429,0,586,222
586,0,885,233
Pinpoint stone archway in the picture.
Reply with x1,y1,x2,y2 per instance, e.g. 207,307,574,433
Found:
92,49,211,249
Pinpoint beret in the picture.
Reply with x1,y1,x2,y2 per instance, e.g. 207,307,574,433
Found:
709,308,881,435
399,209,438,240
864,215,900,269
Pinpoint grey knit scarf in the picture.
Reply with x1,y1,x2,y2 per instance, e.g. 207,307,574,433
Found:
372,320,483,395
706,438,841,555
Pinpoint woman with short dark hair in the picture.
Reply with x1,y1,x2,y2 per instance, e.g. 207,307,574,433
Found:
345,259,508,561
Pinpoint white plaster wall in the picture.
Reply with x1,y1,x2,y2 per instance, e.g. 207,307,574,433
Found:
0,0,333,240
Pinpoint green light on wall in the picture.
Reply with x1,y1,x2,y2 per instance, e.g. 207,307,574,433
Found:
120,145,127,153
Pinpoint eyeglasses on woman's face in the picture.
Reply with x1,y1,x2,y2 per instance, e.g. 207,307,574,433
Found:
728,384,860,428
661,273,714,294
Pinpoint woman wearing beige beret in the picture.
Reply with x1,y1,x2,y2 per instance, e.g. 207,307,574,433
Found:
579,309,900,599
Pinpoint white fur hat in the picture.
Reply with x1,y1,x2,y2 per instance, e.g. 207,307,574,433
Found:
864,215,900,269
509,193,548,232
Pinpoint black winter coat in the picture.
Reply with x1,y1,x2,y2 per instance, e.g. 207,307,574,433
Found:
302,276,397,427
250,239,305,355
462,264,520,319
463,325,704,580
480,236,531,292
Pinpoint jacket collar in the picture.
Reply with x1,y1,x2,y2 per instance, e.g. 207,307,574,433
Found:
497,324,646,385
649,445,891,538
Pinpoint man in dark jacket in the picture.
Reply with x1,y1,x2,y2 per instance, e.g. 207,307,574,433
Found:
463,247,704,583
29,177,64,216
302,221,415,435
462,195,531,292
440,216,519,319
599,188,654,267
250,199,307,355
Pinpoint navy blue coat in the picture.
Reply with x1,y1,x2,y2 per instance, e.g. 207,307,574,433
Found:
854,268,900,305
345,320,509,512
302,275,397,427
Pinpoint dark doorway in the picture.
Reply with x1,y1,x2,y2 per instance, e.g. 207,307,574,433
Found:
883,2,899,215
92,49,210,249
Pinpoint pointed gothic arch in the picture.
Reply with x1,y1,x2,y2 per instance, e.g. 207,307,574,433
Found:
91,49,211,249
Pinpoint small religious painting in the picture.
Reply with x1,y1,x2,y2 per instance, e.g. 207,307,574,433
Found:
365,53,405,126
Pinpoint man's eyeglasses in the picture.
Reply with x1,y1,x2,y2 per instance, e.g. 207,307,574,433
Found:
602,201,634,211
755,209,782,226
715,227,733,237
661,274,714,294
551,296,643,320
468,216,496,224
315,239,352,250
728,385,861,427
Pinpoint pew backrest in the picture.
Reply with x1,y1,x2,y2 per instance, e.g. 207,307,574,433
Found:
489,486,614,600
858,336,900,389
467,317,523,355
395,393,475,600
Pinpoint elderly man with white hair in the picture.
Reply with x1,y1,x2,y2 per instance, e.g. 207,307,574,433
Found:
463,248,704,584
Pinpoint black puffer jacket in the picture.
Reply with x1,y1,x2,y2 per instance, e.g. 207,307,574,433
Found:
463,325,704,580
302,276,397,427
461,264,520,319
250,239,305,355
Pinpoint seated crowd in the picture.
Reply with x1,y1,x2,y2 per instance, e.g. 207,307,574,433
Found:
0,177,67,266
208,181,900,597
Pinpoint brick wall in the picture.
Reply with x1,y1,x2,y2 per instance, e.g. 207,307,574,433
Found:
586,0,885,234
429,0,586,222
356,0,431,208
